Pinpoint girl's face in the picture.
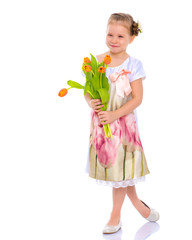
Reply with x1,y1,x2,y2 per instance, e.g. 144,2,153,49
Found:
106,22,134,54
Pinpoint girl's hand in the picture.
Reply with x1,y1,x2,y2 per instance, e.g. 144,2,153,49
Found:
89,99,104,112
98,110,117,124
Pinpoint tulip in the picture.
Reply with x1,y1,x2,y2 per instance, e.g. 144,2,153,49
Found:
84,57,91,64
58,87,71,97
84,65,92,72
104,55,111,65
98,66,106,73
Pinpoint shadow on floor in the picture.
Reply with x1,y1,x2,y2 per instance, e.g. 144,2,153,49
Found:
102,222,160,240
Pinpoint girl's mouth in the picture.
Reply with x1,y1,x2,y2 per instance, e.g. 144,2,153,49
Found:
110,45,119,48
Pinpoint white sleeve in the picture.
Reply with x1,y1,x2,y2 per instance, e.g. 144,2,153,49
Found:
81,70,85,77
129,59,146,82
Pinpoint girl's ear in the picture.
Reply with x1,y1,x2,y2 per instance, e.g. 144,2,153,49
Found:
129,35,135,44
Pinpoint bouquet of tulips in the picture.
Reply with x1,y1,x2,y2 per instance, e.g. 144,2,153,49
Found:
58,54,112,138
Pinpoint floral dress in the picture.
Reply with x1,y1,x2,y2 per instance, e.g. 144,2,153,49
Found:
87,56,150,188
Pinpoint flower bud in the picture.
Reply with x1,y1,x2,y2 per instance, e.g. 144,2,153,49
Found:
58,88,68,97
104,55,111,65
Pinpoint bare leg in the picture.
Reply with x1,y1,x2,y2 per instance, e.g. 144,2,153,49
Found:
127,185,150,218
107,187,127,226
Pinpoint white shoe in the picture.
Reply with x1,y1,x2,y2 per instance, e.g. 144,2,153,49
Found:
146,208,160,222
141,200,160,222
103,221,122,234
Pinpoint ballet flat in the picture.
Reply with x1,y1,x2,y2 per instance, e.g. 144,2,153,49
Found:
141,200,160,222
146,208,160,222
103,221,122,234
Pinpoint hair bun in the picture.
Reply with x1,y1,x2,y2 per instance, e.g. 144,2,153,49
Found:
132,21,140,36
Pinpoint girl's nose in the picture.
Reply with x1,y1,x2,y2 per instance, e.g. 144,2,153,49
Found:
111,37,118,43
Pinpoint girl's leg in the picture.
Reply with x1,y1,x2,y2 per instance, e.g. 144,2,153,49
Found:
126,185,150,218
107,187,127,226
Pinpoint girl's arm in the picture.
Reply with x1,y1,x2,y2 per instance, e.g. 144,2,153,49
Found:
116,78,143,118
84,92,92,107
98,78,143,124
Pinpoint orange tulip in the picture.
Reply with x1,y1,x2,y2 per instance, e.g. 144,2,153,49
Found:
84,57,91,64
104,55,111,65
58,88,68,97
84,65,92,72
98,66,106,73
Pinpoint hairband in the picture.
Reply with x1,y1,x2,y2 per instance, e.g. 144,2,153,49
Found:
137,20,143,33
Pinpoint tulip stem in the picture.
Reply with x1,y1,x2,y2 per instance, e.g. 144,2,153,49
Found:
107,124,113,138
100,73,102,89
103,123,112,138
87,90,94,99
103,125,108,138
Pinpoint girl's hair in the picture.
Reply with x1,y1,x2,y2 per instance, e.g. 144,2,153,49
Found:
108,13,140,36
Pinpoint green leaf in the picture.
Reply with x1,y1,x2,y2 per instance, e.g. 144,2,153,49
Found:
86,72,92,81
91,73,100,90
67,80,84,89
90,53,98,72
84,81,92,95
84,81,99,99
102,75,109,90
97,88,109,104
101,103,107,111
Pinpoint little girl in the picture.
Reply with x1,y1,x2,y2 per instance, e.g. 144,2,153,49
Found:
84,13,159,234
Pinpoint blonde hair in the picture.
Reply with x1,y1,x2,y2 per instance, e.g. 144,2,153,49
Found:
108,13,140,36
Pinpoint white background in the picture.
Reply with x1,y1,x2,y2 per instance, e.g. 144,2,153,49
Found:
0,0,192,239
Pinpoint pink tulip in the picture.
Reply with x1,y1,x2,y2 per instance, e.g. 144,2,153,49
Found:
89,111,143,169
119,114,143,150
90,111,121,168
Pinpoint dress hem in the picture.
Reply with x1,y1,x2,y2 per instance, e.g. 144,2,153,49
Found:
95,176,146,188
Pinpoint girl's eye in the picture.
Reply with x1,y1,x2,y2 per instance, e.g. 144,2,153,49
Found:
119,35,123,38
108,34,112,37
